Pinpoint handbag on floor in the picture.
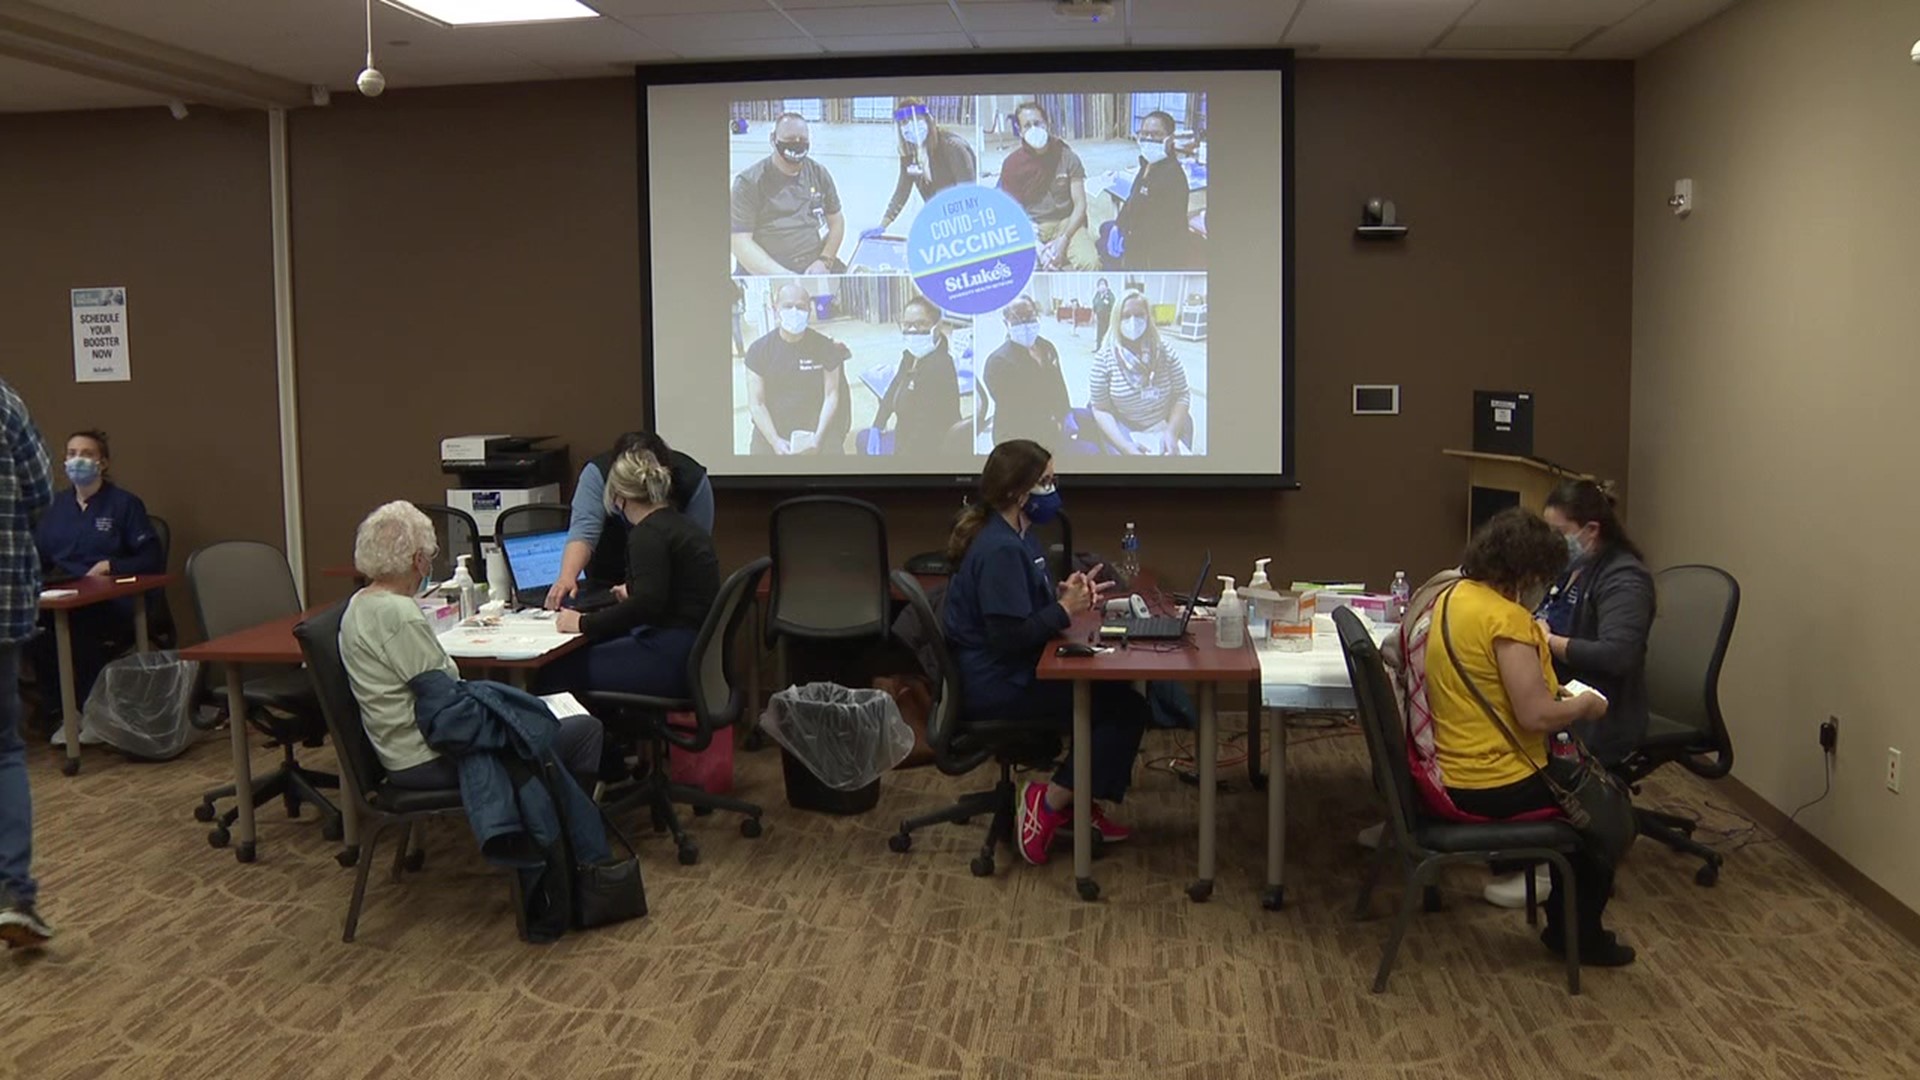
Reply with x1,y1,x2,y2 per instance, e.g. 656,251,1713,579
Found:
573,806,648,930
1437,586,1638,862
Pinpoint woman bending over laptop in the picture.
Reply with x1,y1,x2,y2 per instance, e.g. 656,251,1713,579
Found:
942,439,1151,866
545,448,720,698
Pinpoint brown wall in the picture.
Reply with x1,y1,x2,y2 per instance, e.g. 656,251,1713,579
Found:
0,107,282,635
1,59,1634,632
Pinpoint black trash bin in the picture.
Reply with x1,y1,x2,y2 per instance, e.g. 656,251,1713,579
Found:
766,682,910,816
779,749,881,815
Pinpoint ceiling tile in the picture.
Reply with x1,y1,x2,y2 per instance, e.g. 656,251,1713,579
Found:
476,18,675,67
659,37,827,59
592,0,770,13
1131,28,1284,47
956,1,1125,33
1574,0,1741,58
1283,0,1474,51
1427,48,1588,60
1128,0,1299,35
778,0,958,7
1439,24,1596,51
969,27,1128,49
1458,0,1645,26
787,4,963,36
628,11,819,43
813,33,978,53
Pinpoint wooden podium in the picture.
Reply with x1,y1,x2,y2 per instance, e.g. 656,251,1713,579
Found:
1443,450,1593,539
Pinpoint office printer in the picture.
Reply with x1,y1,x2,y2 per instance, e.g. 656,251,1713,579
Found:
440,435,568,549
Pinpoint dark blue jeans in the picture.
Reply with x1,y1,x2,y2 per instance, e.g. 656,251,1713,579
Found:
986,679,1150,804
0,642,36,906
536,625,699,700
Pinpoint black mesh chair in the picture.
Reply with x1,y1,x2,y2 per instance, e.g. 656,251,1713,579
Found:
146,513,178,650
765,496,890,647
585,558,770,866
294,601,522,943
1333,607,1585,995
1615,565,1740,887
493,504,570,549
414,503,483,584
1028,509,1074,586
187,540,341,850
885,572,1064,878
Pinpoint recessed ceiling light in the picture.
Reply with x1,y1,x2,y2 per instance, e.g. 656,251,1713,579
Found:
379,0,599,27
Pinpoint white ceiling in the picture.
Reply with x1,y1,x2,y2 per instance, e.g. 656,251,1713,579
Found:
3,0,1743,113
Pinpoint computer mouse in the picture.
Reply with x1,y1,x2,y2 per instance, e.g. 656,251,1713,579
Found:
1055,642,1099,658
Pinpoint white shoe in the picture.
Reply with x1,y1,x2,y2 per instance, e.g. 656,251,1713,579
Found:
1483,867,1552,909
1356,821,1386,850
47,726,104,748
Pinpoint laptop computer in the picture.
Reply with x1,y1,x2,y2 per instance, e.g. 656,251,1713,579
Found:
1104,553,1212,641
499,530,614,612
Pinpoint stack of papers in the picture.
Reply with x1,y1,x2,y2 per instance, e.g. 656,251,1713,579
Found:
437,610,572,660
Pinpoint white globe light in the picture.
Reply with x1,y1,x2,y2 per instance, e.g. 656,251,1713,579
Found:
357,67,386,98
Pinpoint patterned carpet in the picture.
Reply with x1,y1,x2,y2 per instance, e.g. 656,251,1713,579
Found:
7,718,1919,1080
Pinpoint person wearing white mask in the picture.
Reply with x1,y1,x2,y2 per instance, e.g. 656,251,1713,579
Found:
743,283,852,455
28,430,162,742
867,295,961,456
982,295,1069,445
864,99,977,241
1104,110,1193,270
997,101,1097,271
1087,292,1192,455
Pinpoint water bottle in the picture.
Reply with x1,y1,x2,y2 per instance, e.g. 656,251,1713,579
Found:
451,554,479,621
1389,570,1411,621
1118,521,1140,581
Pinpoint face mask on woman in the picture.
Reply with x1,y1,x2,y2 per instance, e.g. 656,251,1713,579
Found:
1120,316,1148,342
1023,482,1062,525
64,456,100,486
902,119,929,146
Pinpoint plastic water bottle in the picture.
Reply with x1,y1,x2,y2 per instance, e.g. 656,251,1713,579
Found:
1390,570,1411,621
451,554,479,621
1118,522,1140,581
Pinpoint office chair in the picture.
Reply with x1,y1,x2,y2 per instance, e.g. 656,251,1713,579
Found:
885,572,1065,878
1614,564,1740,887
294,602,523,943
1333,608,1585,995
145,513,178,649
187,540,341,854
765,496,890,648
585,558,770,866
1028,508,1074,586
414,503,483,583
493,504,570,549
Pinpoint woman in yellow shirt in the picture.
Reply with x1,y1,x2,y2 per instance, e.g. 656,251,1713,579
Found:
1426,509,1629,967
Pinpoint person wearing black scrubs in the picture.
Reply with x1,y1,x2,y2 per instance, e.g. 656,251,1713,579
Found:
744,283,852,456
943,440,1150,867
548,449,720,700
545,431,712,610
1107,109,1192,270
29,431,162,739
868,296,960,456
982,295,1070,445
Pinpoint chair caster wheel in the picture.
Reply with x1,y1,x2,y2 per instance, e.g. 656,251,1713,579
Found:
321,817,344,842
692,805,714,818
235,842,256,864
1075,878,1100,902
194,803,216,823
1187,880,1214,903
740,817,763,839
60,758,79,777
336,847,360,868
888,832,911,853
1695,862,1720,887
1422,885,1443,913
969,855,994,877
403,851,426,873
677,845,700,866
1261,886,1286,911
285,800,302,820
208,827,230,849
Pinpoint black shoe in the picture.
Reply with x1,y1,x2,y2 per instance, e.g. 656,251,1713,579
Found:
0,902,53,949
1541,926,1636,967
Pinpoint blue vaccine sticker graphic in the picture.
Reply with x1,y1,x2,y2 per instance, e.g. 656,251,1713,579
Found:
906,184,1037,316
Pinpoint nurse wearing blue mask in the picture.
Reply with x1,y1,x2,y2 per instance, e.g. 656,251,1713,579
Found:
942,440,1151,867
29,431,162,739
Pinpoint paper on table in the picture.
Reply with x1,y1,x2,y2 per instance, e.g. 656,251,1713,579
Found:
39,589,77,600
438,611,573,660
540,691,588,719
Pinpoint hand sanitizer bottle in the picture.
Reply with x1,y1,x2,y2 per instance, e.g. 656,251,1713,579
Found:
1215,576,1245,649
1246,557,1272,644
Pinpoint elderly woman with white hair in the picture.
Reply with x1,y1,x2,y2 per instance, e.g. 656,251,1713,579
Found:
544,449,720,698
340,501,604,790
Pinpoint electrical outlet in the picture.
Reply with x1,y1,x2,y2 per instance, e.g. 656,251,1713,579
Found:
1889,749,1902,793
1820,717,1839,754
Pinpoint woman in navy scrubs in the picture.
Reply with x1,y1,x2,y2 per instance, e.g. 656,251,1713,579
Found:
943,439,1150,866
29,431,162,738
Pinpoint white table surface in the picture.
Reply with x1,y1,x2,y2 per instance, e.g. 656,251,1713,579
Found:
1257,613,1394,705
437,610,575,661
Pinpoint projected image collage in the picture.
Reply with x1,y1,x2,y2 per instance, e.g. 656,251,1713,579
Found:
727,91,1209,460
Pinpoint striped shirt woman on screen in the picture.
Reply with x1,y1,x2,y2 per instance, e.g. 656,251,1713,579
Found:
1087,290,1191,456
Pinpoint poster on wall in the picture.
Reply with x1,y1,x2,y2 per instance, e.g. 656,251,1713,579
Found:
70,286,130,383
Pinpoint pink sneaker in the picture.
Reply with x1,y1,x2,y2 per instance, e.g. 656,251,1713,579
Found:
1017,781,1064,865
1087,803,1133,843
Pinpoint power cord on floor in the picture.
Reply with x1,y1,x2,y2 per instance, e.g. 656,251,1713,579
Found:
1649,755,1833,856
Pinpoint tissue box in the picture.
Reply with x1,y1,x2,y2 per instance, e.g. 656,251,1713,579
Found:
417,598,461,636
1350,595,1392,624
1245,586,1316,646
